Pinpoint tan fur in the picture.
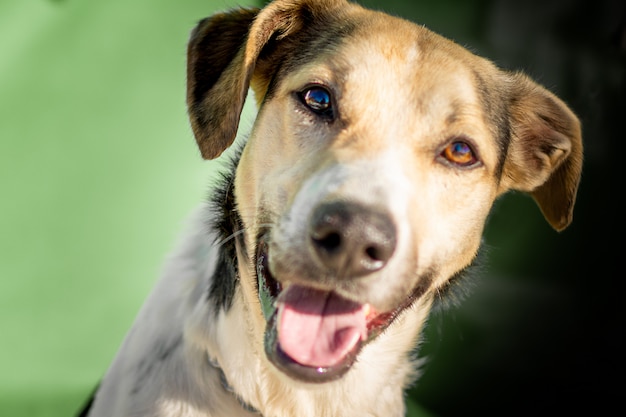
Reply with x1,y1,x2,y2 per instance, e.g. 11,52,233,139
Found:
86,1,583,416
189,0,581,300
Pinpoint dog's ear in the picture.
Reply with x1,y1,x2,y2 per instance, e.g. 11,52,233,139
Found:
186,8,260,160
499,72,583,231
186,0,346,159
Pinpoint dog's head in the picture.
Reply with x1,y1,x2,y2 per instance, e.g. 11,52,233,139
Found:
186,0,582,383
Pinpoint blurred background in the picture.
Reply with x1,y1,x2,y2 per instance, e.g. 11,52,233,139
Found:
0,0,623,416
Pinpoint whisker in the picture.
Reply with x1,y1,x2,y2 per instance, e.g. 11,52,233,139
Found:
213,222,276,248
215,229,246,248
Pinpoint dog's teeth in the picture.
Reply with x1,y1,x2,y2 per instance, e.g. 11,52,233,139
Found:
364,304,371,317
364,303,379,321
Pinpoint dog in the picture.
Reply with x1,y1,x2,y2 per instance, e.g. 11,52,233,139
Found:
79,0,583,416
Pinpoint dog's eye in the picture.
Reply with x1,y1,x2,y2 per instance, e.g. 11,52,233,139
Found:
299,86,333,118
440,140,479,167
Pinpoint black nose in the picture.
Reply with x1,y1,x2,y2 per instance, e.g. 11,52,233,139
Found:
309,201,397,278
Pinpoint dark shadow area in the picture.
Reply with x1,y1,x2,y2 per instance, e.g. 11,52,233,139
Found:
357,0,624,415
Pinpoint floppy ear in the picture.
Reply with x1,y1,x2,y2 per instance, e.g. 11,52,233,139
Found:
186,8,260,160
187,0,346,159
499,72,583,231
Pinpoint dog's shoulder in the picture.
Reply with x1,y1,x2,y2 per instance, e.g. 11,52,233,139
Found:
86,204,225,416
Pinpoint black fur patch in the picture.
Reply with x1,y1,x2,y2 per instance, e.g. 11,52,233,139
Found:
206,146,245,315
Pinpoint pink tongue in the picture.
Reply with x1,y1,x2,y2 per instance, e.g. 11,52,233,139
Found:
277,285,368,368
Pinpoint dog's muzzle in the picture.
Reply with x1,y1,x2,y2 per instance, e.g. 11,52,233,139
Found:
255,201,419,383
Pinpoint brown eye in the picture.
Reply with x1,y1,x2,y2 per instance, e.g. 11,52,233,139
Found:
441,140,478,167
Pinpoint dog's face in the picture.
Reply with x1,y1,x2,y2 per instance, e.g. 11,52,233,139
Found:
237,20,503,380
186,0,582,384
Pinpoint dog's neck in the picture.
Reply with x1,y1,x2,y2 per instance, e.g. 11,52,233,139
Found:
208,355,263,416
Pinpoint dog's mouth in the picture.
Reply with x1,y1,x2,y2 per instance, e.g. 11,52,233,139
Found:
256,238,415,383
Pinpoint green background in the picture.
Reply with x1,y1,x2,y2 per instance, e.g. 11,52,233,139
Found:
0,0,622,416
